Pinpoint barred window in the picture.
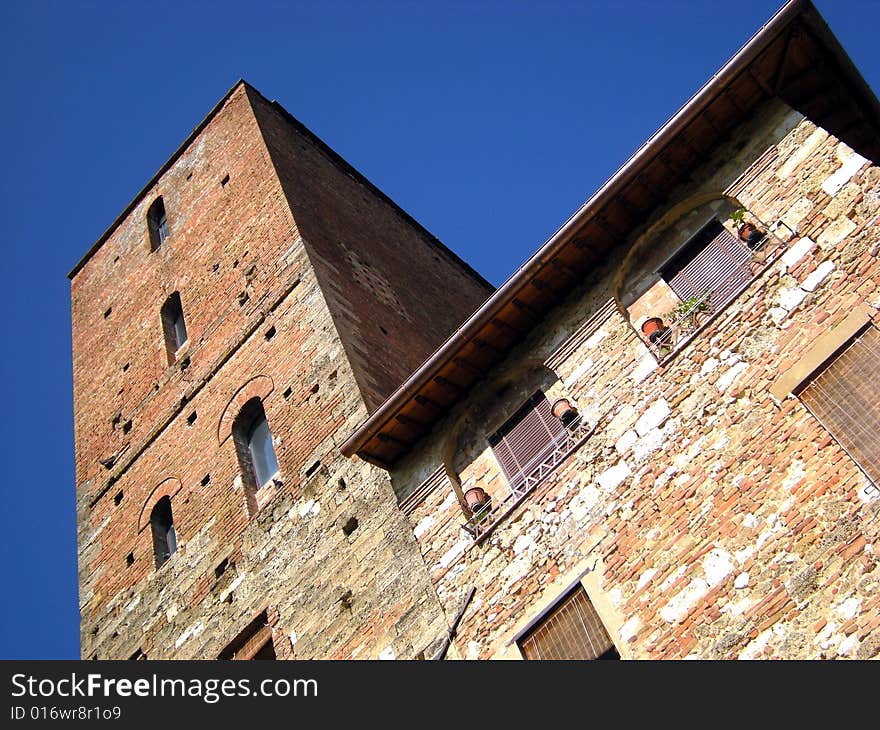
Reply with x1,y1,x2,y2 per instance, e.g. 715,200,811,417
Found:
519,586,619,660
797,325,880,487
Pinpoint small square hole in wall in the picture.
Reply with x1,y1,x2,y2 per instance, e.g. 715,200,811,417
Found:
123,420,132,434
379,325,388,336
201,474,211,487
212,262,220,272
214,558,229,579
283,386,292,399
187,411,197,426
342,517,359,536
114,491,124,506
126,553,134,567
221,174,230,187
238,291,249,306
103,306,112,319
122,362,130,372
264,325,276,341
304,461,321,478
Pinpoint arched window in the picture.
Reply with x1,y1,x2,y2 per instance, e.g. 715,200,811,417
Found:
147,197,169,251
150,496,177,568
160,292,188,364
233,398,280,510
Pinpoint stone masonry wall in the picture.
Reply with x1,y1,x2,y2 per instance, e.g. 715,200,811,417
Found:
392,100,880,660
72,83,451,659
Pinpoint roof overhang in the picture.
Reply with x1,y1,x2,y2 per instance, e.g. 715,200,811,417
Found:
341,0,880,468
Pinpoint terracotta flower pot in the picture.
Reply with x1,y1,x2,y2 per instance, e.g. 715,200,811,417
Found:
738,222,763,248
551,397,580,427
464,487,490,513
641,317,664,336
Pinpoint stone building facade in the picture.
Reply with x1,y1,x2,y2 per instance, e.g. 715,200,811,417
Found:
71,0,880,659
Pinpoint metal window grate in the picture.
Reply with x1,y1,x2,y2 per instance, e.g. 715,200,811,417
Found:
520,586,617,660
799,326,880,487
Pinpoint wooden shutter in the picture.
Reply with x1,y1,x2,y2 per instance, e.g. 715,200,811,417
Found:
799,326,880,486
520,587,617,660
489,392,565,493
664,224,753,314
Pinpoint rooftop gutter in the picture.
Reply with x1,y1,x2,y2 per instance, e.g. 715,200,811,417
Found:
340,0,809,460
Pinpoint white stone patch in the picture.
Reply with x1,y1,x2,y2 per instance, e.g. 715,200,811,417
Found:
801,261,835,292
781,460,806,491
597,461,632,491
632,428,665,463
569,483,601,522
298,500,316,518
563,357,595,387
781,198,814,232
413,515,436,539
723,597,753,618
440,490,459,511
703,548,734,587
735,546,755,565
660,578,709,623
512,534,535,556
584,329,608,349
174,621,205,649
637,568,658,591
608,587,623,607
835,596,862,621
716,361,749,393
500,556,532,591
615,429,637,455
309,502,321,517
125,595,141,614
768,306,790,326
232,474,244,493
700,357,719,375
467,641,481,660
378,645,396,660
779,236,817,272
776,286,808,312
619,616,640,644
858,483,880,503
635,399,670,437
438,539,470,569
836,634,859,658
289,630,297,647
821,150,868,196
743,514,759,529
817,217,857,249
777,127,828,179
734,572,750,589
630,353,658,384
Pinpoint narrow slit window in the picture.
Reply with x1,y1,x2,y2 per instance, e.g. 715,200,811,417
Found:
232,398,280,514
160,292,188,364
147,197,169,251
150,496,177,569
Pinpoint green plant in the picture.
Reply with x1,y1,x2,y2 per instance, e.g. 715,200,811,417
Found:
668,292,709,328
729,208,746,225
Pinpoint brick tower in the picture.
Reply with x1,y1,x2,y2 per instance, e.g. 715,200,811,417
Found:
69,81,492,659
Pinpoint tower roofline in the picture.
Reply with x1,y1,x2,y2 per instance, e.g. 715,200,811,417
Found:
68,81,493,293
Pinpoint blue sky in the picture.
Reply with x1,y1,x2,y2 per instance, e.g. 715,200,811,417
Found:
0,0,877,659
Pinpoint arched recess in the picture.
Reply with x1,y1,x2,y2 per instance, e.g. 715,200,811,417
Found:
217,375,275,445
138,477,183,533
611,190,744,325
440,358,558,508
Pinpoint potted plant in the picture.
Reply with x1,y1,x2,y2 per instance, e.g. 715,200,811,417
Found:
641,317,665,337
551,397,580,428
464,486,491,514
668,293,709,330
729,208,763,248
